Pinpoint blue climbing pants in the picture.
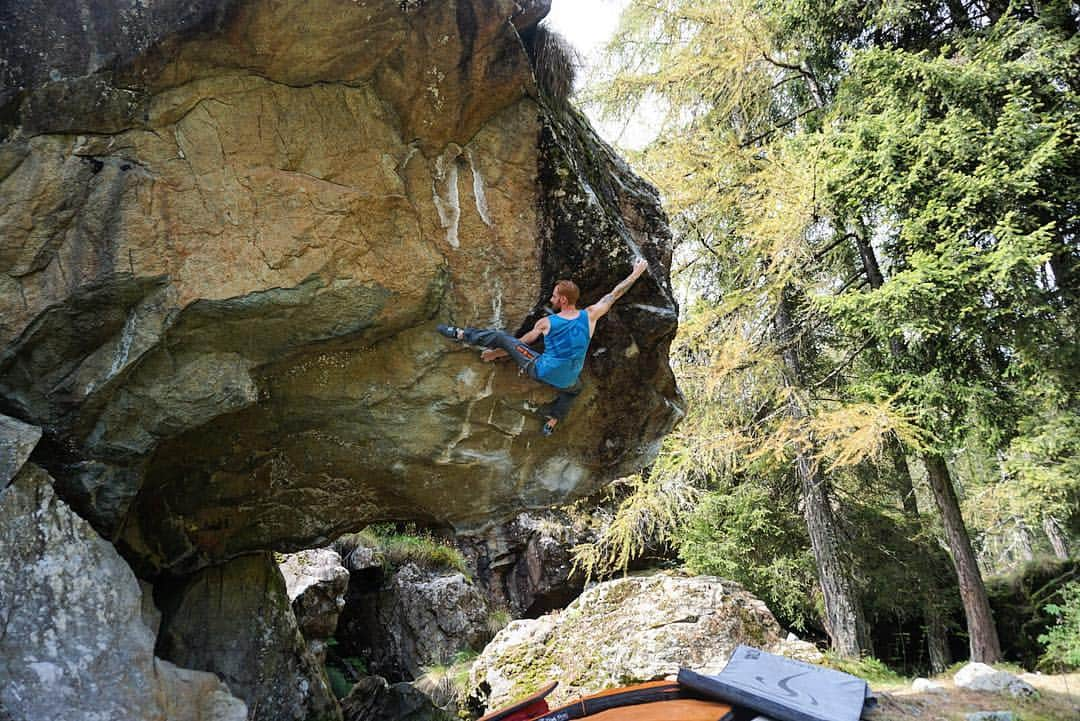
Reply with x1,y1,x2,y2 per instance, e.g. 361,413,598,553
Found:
460,327,583,421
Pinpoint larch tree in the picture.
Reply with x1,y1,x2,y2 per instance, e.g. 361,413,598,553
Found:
587,0,1078,664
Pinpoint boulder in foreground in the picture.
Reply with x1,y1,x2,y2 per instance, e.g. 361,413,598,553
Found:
468,572,787,711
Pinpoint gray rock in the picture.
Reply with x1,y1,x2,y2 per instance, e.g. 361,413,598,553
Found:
279,548,350,661
156,553,341,721
468,572,785,712
965,713,1015,721
0,0,232,113
340,676,454,721
0,413,40,486
913,677,946,693
0,462,246,721
459,510,592,617
139,579,162,637
770,636,825,664
337,563,490,681
954,662,1036,697
340,544,382,573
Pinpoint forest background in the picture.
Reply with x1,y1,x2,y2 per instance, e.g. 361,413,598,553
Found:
556,0,1080,674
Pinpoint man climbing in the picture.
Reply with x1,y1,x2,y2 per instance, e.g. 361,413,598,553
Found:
437,258,649,435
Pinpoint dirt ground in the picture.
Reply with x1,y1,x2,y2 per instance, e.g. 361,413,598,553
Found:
867,672,1080,721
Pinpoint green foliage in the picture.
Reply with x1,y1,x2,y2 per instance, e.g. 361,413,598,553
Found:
822,652,909,686
985,558,1079,669
379,534,469,575
334,525,469,576
676,483,817,628
1039,581,1080,670
323,638,368,699
485,607,512,640
570,473,698,581
415,650,480,710
325,665,353,700
586,0,1080,662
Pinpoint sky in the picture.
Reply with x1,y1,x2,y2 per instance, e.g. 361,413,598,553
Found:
542,0,660,149
544,0,629,61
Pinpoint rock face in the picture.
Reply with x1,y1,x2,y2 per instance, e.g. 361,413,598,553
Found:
0,412,41,485
337,562,490,680
0,461,247,721
0,0,680,576
340,676,453,721
459,510,592,617
279,548,351,663
468,573,786,711
156,553,341,721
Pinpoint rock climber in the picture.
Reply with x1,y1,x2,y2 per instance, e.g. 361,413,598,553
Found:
437,258,650,435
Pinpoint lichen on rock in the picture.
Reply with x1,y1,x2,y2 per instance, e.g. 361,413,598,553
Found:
467,572,788,712
0,462,247,721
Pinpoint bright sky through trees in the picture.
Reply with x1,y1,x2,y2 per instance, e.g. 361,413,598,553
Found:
544,0,660,149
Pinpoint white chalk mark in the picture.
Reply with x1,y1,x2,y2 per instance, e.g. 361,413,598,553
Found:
465,148,493,226
432,145,462,248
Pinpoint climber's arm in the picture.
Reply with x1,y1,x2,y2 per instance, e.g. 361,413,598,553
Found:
587,258,649,322
519,316,550,345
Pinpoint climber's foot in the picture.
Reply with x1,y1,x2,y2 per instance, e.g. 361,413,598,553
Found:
436,324,465,341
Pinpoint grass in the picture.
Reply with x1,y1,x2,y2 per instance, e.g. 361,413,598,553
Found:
333,525,470,576
868,671,1080,721
822,652,909,687
415,649,481,709
532,23,579,104
486,607,512,640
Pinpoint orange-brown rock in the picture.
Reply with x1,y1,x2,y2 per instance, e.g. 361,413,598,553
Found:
0,0,681,575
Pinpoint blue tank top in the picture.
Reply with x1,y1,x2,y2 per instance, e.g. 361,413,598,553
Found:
534,311,591,388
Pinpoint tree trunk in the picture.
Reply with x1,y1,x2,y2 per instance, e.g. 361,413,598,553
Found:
888,437,920,516
926,606,952,674
776,291,872,658
1042,515,1070,560
854,228,953,669
923,454,1003,662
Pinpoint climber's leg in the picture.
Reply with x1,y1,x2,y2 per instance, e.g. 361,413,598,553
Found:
439,325,541,378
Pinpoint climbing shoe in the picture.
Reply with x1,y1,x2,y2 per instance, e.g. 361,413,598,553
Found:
436,324,464,341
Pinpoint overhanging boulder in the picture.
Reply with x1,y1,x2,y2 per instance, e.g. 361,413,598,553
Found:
0,0,681,575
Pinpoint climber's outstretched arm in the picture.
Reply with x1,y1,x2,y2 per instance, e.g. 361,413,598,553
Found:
587,258,648,322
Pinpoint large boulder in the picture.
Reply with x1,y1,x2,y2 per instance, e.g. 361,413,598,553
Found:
459,510,592,617
467,573,786,712
0,462,246,721
337,561,490,680
279,548,351,663
156,553,341,721
953,663,1036,697
0,0,681,576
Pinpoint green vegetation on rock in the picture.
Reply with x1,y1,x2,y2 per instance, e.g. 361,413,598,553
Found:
335,525,470,577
